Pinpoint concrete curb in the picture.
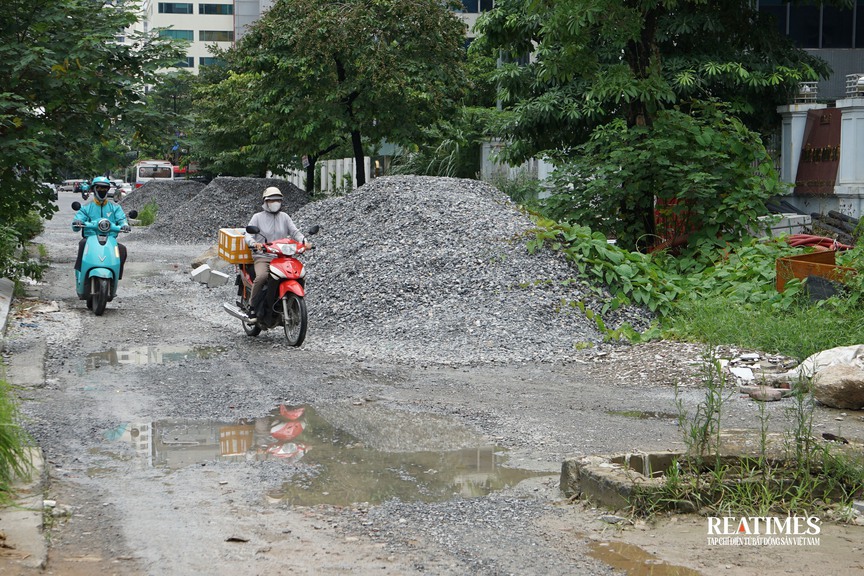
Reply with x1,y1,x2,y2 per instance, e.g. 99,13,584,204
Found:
0,277,13,338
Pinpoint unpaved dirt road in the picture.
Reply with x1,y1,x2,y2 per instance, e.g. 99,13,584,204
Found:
1,192,862,575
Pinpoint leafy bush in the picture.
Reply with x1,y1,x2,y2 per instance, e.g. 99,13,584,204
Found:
11,211,44,242
486,170,543,205
544,101,784,251
0,225,43,282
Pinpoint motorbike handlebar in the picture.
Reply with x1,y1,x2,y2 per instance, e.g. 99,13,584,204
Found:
73,220,131,234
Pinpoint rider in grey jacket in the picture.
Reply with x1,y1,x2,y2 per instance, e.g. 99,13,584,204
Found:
244,187,309,316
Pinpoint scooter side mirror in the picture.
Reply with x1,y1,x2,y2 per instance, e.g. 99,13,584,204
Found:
128,210,139,219
307,225,320,236
72,201,81,211
245,225,260,235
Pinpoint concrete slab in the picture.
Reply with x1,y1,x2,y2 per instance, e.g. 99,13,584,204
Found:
5,341,46,389
190,263,211,284
206,269,230,288
0,448,46,570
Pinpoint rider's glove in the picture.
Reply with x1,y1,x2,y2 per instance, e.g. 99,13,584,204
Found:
120,225,131,233
72,220,84,228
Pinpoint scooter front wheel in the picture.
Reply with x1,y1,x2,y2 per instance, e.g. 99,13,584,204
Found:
92,277,109,316
281,293,307,347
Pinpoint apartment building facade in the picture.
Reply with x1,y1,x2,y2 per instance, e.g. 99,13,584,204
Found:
137,0,492,75
141,0,237,74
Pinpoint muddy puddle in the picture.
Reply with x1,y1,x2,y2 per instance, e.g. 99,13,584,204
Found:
587,539,701,575
79,345,225,372
101,405,547,505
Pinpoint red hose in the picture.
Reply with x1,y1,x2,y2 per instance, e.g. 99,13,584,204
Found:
785,234,852,251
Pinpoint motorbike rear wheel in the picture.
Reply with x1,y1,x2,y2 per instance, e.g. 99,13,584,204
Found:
92,277,109,316
242,318,261,336
281,293,307,346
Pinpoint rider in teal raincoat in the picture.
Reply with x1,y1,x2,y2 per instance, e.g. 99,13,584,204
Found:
72,176,130,278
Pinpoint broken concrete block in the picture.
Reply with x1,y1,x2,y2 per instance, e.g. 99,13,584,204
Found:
748,386,783,402
206,269,230,288
191,264,211,284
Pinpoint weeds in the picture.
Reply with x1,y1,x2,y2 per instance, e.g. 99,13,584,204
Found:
632,352,864,518
137,201,158,226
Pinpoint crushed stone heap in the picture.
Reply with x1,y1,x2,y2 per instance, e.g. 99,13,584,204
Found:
123,177,309,244
285,175,649,365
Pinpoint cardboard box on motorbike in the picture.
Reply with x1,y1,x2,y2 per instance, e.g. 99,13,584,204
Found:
218,228,253,264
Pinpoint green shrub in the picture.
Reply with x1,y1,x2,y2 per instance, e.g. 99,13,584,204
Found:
138,201,158,226
11,211,44,241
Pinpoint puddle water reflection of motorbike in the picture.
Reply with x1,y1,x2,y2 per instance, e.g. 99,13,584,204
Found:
102,405,548,505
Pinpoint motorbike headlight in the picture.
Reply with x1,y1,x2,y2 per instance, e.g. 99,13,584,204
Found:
276,243,297,256
97,219,111,233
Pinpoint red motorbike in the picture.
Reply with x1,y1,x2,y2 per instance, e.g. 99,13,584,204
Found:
223,225,319,346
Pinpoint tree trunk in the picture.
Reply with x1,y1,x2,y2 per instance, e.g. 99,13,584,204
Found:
335,57,366,188
351,129,366,188
623,4,661,246
305,160,316,195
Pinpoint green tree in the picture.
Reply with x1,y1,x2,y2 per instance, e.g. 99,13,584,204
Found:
199,0,469,191
1,0,183,225
473,0,850,246
475,0,838,160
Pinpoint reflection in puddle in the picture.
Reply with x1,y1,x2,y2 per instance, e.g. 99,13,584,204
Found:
82,345,225,371
102,405,546,505
587,540,701,576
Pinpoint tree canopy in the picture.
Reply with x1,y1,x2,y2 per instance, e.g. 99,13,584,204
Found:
1,0,183,224
196,0,470,190
472,0,848,250
473,0,837,164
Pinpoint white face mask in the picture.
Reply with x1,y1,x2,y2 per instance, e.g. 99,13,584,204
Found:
265,200,282,213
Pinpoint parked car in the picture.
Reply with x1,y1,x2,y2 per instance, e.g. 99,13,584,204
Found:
59,179,85,193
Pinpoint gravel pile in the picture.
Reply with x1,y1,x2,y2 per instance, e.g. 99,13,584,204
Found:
123,174,650,366
123,177,309,244
287,175,651,365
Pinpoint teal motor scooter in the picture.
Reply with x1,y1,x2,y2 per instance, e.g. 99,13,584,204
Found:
71,201,137,316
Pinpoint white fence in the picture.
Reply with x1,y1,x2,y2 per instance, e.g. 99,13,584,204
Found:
275,157,372,194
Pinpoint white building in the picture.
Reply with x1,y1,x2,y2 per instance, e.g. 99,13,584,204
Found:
141,0,237,74
136,0,493,75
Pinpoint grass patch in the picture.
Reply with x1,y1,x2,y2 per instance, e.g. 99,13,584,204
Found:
0,378,34,506
664,297,864,361
137,201,158,226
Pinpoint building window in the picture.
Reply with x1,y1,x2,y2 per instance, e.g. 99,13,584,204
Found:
758,0,788,35
822,5,854,48
760,0,859,49
200,4,234,15
857,0,864,48
789,2,821,48
173,57,195,68
159,29,194,41
199,30,234,42
461,0,493,12
158,3,193,14
200,57,226,67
